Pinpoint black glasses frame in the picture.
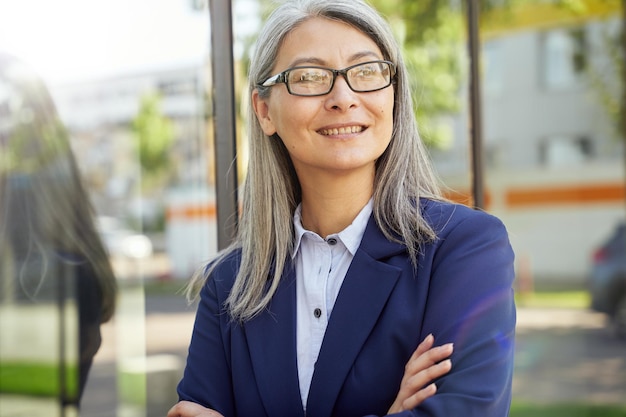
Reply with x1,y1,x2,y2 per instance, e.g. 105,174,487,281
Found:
259,60,396,97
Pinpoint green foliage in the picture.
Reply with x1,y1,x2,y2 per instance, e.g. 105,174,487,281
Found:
514,290,591,309
131,93,175,189
401,0,461,46
119,367,147,406
0,362,78,399
510,401,626,417
404,11,464,149
376,0,624,149
552,0,588,14
373,0,527,148
371,0,467,148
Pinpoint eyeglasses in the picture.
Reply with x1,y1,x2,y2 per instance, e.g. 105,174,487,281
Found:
259,60,396,97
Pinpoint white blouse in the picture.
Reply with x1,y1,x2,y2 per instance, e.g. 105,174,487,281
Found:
292,199,373,409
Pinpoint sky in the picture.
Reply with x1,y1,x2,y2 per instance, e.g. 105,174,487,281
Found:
0,0,259,84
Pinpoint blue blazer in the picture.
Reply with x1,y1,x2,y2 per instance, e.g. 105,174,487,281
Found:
177,200,516,417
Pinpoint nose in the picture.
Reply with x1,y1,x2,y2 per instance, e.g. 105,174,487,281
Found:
324,75,358,111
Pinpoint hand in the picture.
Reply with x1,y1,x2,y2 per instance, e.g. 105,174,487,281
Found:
167,401,225,417
387,334,453,414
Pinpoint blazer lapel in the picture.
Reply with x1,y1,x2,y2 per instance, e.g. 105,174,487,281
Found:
305,217,405,417
244,266,305,417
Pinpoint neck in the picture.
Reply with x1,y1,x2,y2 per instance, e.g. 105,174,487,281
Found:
298,169,374,237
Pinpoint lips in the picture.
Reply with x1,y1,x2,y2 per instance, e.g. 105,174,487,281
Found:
318,125,365,136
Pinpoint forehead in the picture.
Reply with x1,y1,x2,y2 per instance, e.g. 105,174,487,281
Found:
275,17,383,69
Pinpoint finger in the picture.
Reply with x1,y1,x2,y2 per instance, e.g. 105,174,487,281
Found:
409,334,434,361
405,359,452,392
405,343,453,376
395,358,452,410
402,383,437,410
168,401,197,417
167,402,184,417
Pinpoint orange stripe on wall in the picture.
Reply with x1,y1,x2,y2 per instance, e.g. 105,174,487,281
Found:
506,183,625,208
166,205,217,220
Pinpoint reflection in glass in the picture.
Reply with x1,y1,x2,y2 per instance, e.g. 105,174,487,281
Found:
0,53,117,415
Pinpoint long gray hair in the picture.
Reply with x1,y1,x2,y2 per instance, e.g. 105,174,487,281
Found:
190,0,444,321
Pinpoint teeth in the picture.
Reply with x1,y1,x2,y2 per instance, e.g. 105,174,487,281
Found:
320,126,363,135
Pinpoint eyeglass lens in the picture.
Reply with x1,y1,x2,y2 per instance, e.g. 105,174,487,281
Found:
286,61,392,96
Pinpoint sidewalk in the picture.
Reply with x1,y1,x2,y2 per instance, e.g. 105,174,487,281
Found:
516,306,607,330
1,303,624,416
513,307,626,405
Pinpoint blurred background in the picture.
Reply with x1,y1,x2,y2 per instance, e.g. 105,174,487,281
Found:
0,0,624,416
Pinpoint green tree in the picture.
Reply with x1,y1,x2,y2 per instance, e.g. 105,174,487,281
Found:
368,0,465,149
372,0,615,149
131,92,175,192
369,0,530,148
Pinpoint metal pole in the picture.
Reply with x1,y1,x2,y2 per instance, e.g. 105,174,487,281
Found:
467,0,485,209
208,0,239,249
620,0,626,258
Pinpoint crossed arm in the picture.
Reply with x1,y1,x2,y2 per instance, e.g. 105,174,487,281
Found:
167,334,453,417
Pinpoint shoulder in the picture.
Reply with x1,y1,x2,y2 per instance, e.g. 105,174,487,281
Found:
418,199,515,285
198,248,242,296
420,198,508,239
211,248,242,277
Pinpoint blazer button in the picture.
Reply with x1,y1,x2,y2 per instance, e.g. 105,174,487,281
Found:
313,308,322,318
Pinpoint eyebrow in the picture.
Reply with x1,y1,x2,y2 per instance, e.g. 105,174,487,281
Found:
287,50,383,68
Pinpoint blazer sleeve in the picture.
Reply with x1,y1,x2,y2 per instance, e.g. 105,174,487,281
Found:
176,272,236,416
405,209,516,417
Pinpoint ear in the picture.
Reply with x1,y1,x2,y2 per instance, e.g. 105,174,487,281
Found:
252,89,277,136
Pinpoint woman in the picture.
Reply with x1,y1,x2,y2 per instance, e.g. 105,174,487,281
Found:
169,0,515,416
0,53,117,405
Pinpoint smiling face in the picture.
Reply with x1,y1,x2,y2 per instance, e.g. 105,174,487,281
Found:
252,17,394,183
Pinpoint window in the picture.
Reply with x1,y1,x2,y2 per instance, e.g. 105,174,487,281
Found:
541,27,586,90
540,136,593,166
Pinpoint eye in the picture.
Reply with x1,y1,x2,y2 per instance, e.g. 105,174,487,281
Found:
353,64,380,79
290,69,330,84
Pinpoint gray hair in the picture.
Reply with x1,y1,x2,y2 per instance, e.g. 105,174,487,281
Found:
190,0,444,321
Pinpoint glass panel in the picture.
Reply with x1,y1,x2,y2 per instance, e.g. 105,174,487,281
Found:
475,3,626,414
0,55,101,417
0,1,213,416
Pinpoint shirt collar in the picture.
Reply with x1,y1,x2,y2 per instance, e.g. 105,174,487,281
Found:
292,198,373,259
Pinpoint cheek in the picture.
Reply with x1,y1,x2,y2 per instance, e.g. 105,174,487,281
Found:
378,91,395,119
379,105,394,131
272,100,315,137
379,103,395,146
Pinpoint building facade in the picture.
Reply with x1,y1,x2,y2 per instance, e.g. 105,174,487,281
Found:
434,3,624,287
